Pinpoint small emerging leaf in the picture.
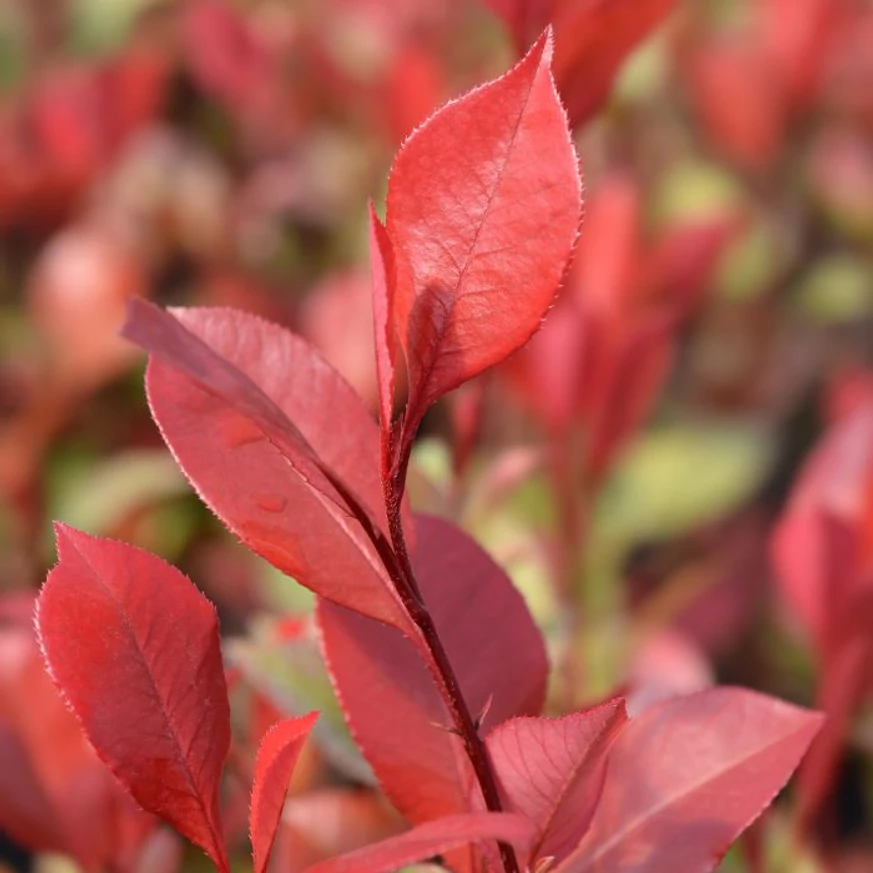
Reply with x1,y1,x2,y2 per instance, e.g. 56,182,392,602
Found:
251,713,318,873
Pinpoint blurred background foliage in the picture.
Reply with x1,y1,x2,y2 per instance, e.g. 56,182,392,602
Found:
1,0,873,871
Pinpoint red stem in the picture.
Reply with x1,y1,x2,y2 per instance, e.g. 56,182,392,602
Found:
383,434,521,873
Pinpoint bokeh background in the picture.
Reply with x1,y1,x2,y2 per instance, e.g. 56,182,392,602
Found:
1,1,872,871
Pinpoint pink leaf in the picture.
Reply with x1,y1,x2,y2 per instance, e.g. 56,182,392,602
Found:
486,700,628,867
385,29,581,429
36,525,231,873
306,812,536,873
318,515,548,825
251,713,318,873
556,688,823,873
122,301,417,637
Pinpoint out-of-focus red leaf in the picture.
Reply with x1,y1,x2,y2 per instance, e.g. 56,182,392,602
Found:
122,301,417,637
306,812,536,873
250,713,318,873
485,700,628,867
685,36,784,174
36,525,231,873
550,0,679,127
385,29,581,429
760,0,843,111
183,0,275,113
28,222,147,391
318,514,548,824
556,689,822,873
482,1,678,127
271,789,406,873
797,633,873,827
772,404,873,647
0,622,155,872
298,270,379,412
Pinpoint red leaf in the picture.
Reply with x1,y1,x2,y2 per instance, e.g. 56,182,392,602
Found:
251,713,318,873
306,812,536,873
385,29,581,429
486,700,628,867
36,525,231,873
0,626,135,870
772,404,873,646
318,515,548,824
122,301,417,637
482,1,678,127
550,0,678,127
369,204,398,465
556,688,823,873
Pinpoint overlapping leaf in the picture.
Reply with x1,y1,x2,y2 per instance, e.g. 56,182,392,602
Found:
36,525,231,873
486,700,628,867
122,301,417,637
556,688,822,873
318,515,548,824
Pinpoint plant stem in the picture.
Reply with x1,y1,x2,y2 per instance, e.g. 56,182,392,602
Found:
383,439,521,873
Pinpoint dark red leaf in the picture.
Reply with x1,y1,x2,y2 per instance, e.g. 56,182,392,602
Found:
385,29,581,429
36,525,231,873
318,515,548,825
250,713,318,873
556,688,822,873
122,301,418,637
305,812,536,873
486,700,628,867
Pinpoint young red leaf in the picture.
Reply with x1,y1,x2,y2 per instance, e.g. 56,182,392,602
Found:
485,700,628,867
318,514,548,825
306,812,536,873
36,525,231,873
122,301,418,637
385,29,581,430
556,688,823,873
250,713,318,873
369,204,398,449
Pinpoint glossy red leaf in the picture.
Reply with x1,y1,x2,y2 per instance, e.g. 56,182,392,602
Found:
385,29,581,429
36,525,231,873
486,700,628,867
318,514,548,825
306,812,536,873
251,713,318,873
122,301,417,637
556,688,823,873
